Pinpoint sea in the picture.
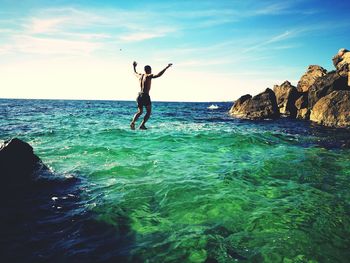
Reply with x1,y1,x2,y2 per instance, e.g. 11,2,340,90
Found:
0,98,350,263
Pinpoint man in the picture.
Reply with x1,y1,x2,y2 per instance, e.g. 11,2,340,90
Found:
130,61,172,130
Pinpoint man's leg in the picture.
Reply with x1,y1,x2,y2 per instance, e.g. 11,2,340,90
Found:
130,106,143,130
139,105,151,129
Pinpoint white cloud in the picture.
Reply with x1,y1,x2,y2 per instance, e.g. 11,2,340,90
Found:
11,35,100,56
119,32,165,42
28,17,68,34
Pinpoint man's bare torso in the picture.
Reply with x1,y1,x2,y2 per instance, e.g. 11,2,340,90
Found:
140,74,152,94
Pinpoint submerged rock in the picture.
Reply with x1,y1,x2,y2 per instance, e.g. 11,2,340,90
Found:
310,90,350,128
308,71,349,109
273,81,298,117
297,65,327,93
229,88,279,120
0,138,50,187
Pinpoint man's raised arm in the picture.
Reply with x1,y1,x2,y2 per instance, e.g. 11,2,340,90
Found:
133,61,141,76
152,63,173,78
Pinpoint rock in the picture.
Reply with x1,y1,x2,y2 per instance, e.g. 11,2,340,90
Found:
332,48,350,87
273,81,298,117
229,88,279,120
332,48,350,71
297,65,327,92
308,71,349,109
233,94,252,108
0,138,49,187
294,92,309,119
295,92,308,109
296,109,309,120
310,90,350,128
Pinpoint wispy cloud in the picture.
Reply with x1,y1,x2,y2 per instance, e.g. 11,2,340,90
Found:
119,32,165,42
253,2,294,15
251,0,319,16
243,31,295,53
28,17,68,34
9,35,101,56
241,20,350,54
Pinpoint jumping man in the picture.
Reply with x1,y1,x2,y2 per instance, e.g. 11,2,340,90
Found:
130,61,172,130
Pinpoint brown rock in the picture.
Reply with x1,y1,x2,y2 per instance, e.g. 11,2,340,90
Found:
297,65,327,92
295,92,309,119
308,71,349,109
273,81,298,117
310,90,350,128
229,88,279,120
332,48,350,87
295,92,308,109
333,48,350,70
296,108,309,120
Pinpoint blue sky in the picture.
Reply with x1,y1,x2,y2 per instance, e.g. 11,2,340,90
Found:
1,0,350,101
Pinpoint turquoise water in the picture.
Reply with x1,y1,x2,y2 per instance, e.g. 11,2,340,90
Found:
1,99,350,262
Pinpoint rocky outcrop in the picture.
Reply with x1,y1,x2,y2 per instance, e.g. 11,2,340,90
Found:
333,48,350,71
229,48,350,128
297,65,327,93
333,48,350,87
0,138,50,187
310,90,350,128
273,81,298,117
308,71,349,109
229,88,279,120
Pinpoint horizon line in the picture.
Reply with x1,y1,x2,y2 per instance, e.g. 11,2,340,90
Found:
0,97,234,103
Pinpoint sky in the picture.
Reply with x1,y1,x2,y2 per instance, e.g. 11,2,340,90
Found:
0,0,350,102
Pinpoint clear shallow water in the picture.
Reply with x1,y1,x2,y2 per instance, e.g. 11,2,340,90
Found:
1,99,350,262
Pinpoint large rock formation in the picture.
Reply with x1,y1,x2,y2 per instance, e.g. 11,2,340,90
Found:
273,81,298,117
297,65,327,92
310,90,350,128
308,71,349,109
0,138,50,187
229,88,279,120
229,48,350,128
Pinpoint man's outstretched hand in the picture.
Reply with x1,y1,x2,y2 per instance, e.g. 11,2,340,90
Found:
133,61,137,67
167,63,173,68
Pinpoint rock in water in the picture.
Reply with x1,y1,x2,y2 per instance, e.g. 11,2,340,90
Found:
297,65,327,93
310,90,350,128
229,88,279,120
0,138,49,187
308,71,349,109
273,81,298,117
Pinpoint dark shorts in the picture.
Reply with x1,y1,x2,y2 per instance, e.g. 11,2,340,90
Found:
137,92,151,107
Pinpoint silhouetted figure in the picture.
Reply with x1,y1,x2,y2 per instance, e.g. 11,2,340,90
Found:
130,61,172,130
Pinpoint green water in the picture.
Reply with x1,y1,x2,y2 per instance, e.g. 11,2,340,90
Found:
1,99,350,262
